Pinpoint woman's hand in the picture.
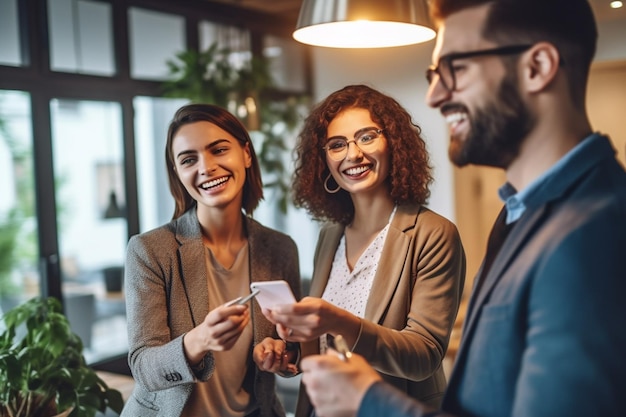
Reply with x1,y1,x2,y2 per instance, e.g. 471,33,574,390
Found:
253,337,296,374
183,302,250,365
262,296,360,344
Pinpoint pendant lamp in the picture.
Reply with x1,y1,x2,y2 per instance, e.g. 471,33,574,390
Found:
293,0,435,48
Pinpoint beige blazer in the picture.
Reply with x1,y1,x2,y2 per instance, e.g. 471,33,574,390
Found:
295,204,466,417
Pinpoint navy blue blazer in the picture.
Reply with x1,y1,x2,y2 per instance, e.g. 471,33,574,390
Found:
357,135,626,417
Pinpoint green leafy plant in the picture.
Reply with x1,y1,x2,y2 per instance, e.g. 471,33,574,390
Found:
0,297,124,417
0,101,38,300
162,44,273,106
0,209,21,297
162,42,309,213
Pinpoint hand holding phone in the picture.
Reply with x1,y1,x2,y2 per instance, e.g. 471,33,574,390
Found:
250,280,296,310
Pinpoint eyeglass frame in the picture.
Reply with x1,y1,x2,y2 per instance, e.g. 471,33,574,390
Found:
322,127,385,161
426,44,534,93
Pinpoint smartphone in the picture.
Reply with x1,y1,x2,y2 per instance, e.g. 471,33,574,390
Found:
224,289,260,307
250,280,296,310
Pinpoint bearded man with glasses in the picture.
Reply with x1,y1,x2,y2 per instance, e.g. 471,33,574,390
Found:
299,1,626,417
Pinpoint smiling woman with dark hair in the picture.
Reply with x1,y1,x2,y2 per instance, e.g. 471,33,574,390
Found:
122,103,301,417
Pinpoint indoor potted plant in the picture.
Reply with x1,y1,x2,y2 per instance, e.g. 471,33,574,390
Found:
0,296,124,417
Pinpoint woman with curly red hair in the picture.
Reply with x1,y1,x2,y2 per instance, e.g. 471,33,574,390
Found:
260,84,466,416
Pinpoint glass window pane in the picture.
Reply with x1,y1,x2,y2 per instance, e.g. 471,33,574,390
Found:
199,21,252,70
0,90,39,313
47,0,115,76
129,7,185,80
50,99,128,363
134,96,187,232
0,0,23,66
263,35,307,92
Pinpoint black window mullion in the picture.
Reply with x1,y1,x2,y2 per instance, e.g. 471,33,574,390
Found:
30,91,62,302
121,98,140,239
187,14,200,52
111,0,131,81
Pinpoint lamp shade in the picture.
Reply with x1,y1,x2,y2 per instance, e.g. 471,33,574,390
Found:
293,0,436,48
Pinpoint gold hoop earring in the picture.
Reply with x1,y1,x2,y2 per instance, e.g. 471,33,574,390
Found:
324,173,341,194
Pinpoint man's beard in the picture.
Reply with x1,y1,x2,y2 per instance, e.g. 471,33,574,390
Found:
449,73,535,169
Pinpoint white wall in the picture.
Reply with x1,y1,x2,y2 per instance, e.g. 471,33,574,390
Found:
309,16,626,224
596,19,626,62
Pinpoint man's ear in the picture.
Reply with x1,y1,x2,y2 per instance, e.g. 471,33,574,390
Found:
522,42,561,93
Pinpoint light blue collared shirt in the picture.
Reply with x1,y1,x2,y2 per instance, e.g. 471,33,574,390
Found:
498,133,602,224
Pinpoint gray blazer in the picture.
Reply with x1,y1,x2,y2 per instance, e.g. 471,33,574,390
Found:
121,208,301,417
295,204,466,417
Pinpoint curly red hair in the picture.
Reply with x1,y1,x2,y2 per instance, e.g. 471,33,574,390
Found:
292,84,433,225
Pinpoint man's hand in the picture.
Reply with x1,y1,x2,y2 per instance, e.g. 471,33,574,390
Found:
301,351,382,417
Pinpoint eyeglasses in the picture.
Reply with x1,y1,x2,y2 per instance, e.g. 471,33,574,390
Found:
322,127,384,161
426,44,533,93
